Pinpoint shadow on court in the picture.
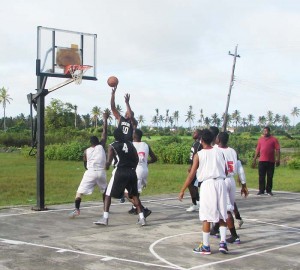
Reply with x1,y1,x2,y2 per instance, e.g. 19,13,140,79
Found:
0,190,299,270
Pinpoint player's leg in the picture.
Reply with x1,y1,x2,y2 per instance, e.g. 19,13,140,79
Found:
258,161,267,194
266,162,275,195
186,177,200,212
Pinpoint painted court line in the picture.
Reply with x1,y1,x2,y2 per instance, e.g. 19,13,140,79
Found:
0,237,178,269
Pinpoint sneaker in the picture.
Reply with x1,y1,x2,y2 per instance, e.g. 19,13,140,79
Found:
226,236,241,244
193,243,211,255
137,218,146,226
257,191,264,195
120,196,126,203
210,227,220,238
128,206,138,215
236,218,244,229
219,241,229,254
186,204,199,212
143,208,152,218
267,192,273,196
69,209,80,218
93,216,108,226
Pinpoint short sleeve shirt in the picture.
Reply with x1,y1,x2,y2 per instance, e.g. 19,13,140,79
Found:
256,136,280,162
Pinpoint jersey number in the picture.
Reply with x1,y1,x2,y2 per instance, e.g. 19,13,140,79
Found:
122,126,129,134
122,143,128,153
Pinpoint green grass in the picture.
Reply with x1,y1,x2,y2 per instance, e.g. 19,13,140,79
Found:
1,153,299,207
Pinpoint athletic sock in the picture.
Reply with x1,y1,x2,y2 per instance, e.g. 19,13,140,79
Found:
219,226,227,242
202,232,210,246
139,212,145,220
103,212,109,219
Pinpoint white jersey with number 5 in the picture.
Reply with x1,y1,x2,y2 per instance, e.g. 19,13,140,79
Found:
133,141,149,192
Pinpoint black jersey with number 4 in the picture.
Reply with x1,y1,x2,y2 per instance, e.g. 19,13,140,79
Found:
118,116,134,142
110,140,138,168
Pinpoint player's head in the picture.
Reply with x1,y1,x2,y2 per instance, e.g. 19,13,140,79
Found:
90,136,100,146
201,129,214,145
193,129,202,140
263,126,271,137
209,126,219,145
125,110,134,119
133,129,143,142
113,128,125,142
218,132,229,146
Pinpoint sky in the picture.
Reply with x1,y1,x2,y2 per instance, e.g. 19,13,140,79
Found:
1,0,300,127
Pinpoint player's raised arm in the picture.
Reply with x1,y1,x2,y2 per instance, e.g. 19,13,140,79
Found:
111,88,121,121
100,112,108,147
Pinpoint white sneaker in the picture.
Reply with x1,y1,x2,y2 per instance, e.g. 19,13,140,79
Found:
186,204,199,212
93,217,108,226
137,218,146,226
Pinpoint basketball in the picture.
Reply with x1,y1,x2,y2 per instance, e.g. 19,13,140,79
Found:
107,76,119,87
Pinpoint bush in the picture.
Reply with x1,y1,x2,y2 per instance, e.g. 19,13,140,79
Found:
287,158,300,170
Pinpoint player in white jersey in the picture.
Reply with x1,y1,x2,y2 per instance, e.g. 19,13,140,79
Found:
179,129,229,255
216,132,249,243
69,113,108,218
127,129,157,217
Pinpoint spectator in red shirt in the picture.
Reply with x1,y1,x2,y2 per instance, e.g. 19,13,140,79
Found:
252,126,280,196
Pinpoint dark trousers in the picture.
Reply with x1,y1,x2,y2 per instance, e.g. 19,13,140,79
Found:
258,161,275,193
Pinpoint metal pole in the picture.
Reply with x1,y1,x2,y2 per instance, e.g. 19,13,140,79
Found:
222,45,240,132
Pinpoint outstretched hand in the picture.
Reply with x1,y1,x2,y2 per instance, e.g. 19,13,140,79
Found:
124,93,130,103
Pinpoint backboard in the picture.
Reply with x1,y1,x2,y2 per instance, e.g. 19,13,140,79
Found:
37,26,97,80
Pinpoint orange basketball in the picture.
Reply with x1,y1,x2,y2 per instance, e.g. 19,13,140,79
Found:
107,76,119,87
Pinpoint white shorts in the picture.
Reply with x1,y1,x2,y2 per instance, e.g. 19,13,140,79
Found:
136,166,148,193
224,177,236,212
77,169,107,195
199,178,227,222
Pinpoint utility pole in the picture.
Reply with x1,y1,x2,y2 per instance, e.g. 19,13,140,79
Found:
222,44,240,132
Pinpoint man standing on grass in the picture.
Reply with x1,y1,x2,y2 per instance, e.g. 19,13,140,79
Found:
252,126,280,196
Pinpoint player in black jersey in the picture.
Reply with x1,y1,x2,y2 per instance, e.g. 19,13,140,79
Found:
94,128,147,226
111,87,137,142
186,129,202,212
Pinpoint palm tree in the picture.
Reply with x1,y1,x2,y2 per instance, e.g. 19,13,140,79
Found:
155,108,159,117
137,115,145,128
173,110,179,128
231,110,241,131
91,106,101,127
204,117,211,128
164,109,169,128
291,107,300,127
0,87,13,131
281,115,290,131
258,116,266,128
82,114,91,128
103,108,113,125
273,114,281,127
198,108,205,128
266,110,274,126
158,115,165,128
151,115,159,128
169,116,174,128
211,113,219,127
185,105,195,130
247,114,255,131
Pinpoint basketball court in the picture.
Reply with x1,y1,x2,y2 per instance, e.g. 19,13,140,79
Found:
0,190,299,270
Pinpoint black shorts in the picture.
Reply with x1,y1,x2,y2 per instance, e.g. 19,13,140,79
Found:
106,167,138,199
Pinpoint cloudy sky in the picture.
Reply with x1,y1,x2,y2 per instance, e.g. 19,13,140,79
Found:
1,0,299,127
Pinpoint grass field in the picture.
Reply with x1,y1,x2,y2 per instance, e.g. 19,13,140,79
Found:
1,152,299,207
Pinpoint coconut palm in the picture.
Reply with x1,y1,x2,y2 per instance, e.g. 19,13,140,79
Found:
266,110,274,126
137,115,145,128
158,115,165,128
258,116,266,128
281,115,290,130
164,109,169,128
173,110,179,128
185,106,195,130
151,115,159,128
247,114,255,131
231,110,241,131
273,114,281,127
198,108,205,128
103,108,113,125
291,107,300,127
211,113,219,127
91,106,101,128
0,87,13,131
204,117,211,128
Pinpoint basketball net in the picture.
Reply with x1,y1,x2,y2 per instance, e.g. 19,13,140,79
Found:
65,65,92,85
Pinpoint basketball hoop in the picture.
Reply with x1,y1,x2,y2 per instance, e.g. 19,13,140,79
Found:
64,65,92,85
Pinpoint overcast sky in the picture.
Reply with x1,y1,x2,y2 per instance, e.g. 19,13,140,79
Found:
1,0,299,127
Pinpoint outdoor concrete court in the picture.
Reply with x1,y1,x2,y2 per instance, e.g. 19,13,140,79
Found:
0,189,299,270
